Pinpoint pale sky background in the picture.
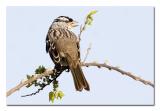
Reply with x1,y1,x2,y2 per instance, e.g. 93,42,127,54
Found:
6,6,154,105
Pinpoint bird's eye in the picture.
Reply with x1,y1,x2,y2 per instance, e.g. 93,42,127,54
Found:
69,18,73,22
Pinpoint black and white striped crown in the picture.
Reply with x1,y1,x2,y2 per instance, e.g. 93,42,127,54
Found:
54,16,73,23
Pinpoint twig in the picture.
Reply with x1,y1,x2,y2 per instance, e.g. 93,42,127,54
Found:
6,69,54,97
81,62,154,88
78,10,97,42
83,43,92,63
21,78,54,97
6,62,154,97
78,24,86,42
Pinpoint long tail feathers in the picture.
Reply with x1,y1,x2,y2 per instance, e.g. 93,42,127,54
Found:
70,64,90,91
66,53,90,91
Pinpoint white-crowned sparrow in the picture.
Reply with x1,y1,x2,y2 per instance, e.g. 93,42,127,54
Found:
46,16,90,91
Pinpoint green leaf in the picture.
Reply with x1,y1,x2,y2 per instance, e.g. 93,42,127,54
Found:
55,91,59,99
53,80,59,90
88,10,98,16
53,80,58,84
86,10,98,26
53,84,59,89
49,91,55,103
87,19,92,26
35,65,46,74
26,75,31,79
26,75,35,88
58,91,64,99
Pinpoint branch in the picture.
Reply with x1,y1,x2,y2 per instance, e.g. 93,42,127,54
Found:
78,10,97,42
83,43,92,63
6,69,54,97
81,62,154,88
21,78,54,97
78,25,85,41
6,62,154,97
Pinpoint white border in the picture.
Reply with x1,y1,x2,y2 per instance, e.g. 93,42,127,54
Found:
1,0,159,6
0,0,160,111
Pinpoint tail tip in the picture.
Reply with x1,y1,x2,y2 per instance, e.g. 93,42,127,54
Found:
84,86,90,91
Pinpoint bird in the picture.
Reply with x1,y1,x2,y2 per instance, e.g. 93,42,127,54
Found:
46,16,90,91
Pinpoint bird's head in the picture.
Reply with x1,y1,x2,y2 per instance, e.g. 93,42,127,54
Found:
53,16,78,29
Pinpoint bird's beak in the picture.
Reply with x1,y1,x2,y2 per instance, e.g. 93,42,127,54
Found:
71,21,79,27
